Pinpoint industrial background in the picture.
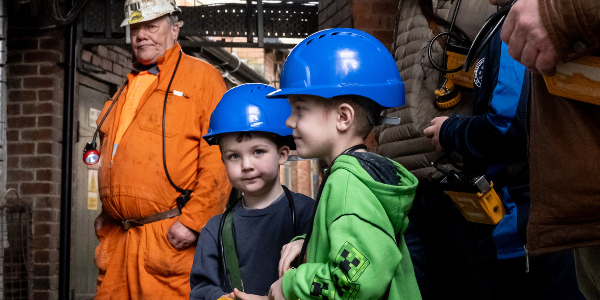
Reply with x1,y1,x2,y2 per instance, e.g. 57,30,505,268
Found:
0,0,398,298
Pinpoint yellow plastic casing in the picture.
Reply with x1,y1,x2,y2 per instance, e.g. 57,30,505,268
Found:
446,51,475,89
543,55,600,106
443,182,506,225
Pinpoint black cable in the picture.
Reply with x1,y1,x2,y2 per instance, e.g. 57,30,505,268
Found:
162,50,185,193
90,82,128,149
297,144,368,266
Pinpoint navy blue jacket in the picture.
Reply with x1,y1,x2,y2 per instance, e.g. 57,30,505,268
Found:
439,31,529,260
190,190,314,300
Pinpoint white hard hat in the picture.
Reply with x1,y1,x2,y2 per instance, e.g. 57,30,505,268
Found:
121,0,181,27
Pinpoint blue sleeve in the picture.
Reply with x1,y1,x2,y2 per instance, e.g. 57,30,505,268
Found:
439,42,527,161
190,217,227,300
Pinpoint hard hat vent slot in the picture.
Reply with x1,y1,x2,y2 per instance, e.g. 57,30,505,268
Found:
331,32,339,35
318,34,326,39
306,39,314,45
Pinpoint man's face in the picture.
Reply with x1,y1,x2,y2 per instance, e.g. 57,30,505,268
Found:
489,0,511,5
130,16,179,65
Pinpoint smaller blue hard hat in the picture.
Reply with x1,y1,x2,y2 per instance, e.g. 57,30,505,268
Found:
203,84,294,148
267,28,405,108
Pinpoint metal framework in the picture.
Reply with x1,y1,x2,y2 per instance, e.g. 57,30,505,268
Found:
83,0,318,48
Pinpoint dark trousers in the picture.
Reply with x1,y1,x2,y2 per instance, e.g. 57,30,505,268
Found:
405,181,584,300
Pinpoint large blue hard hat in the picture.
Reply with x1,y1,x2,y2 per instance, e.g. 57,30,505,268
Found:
203,84,293,147
267,28,405,108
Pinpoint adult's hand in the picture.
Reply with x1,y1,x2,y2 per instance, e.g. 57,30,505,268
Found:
94,210,110,238
278,239,304,278
423,117,449,152
233,288,268,300
167,220,198,250
268,277,285,300
500,0,558,76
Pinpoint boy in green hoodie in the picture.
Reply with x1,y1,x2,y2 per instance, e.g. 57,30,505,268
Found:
266,28,422,300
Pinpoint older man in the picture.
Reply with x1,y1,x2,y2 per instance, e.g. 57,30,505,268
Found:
93,0,231,298
501,0,600,297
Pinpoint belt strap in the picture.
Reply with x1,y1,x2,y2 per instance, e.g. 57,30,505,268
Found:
122,208,180,230
223,210,244,293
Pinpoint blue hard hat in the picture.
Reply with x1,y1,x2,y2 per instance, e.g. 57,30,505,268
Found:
203,84,294,147
267,28,405,108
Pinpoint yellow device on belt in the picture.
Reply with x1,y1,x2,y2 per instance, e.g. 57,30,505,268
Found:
440,173,506,225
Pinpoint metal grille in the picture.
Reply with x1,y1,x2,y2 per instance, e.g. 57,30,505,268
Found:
1,203,32,300
83,1,318,38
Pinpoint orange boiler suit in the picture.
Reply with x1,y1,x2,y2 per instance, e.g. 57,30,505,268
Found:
94,43,231,299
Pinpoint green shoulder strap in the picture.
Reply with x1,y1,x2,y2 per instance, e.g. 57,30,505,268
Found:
223,209,244,293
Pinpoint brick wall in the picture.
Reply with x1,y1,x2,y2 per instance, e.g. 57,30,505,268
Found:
6,28,65,300
318,0,398,50
81,44,132,85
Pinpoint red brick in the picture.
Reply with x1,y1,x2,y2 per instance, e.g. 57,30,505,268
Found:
352,0,371,14
9,39,38,51
92,54,103,67
97,45,108,58
34,223,60,236
32,235,60,250
8,116,36,128
102,58,113,71
21,128,57,141
8,142,35,155
24,77,54,89
7,77,22,89
40,64,62,75
33,264,50,277
33,251,50,264
36,169,61,181
7,53,23,64
40,37,63,51
372,29,394,49
8,64,38,76
82,50,93,62
33,210,60,224
22,182,54,195
7,103,21,115
21,156,60,169
37,115,54,127
36,142,60,155
38,90,54,101
6,130,19,141
7,156,19,168
34,196,61,210
22,102,55,115
8,90,36,102
7,170,34,182
24,51,61,63
372,1,398,14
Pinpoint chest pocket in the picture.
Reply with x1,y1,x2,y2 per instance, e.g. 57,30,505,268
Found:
138,90,192,138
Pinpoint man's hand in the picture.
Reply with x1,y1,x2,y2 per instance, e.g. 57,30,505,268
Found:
94,210,110,238
167,220,198,250
423,117,449,152
268,277,285,300
501,0,558,76
279,239,304,278
219,292,235,300
232,288,268,300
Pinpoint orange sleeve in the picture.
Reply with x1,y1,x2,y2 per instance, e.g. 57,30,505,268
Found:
177,66,231,232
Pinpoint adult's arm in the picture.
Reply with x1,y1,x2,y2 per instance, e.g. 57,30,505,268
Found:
178,66,231,233
501,0,600,75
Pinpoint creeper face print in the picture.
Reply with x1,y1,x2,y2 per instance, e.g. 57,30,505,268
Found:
310,276,335,300
335,242,370,282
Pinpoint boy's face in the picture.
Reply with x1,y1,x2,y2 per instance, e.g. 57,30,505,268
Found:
220,133,289,197
286,95,338,160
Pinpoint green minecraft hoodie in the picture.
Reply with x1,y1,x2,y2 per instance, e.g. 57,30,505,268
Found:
282,152,422,300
